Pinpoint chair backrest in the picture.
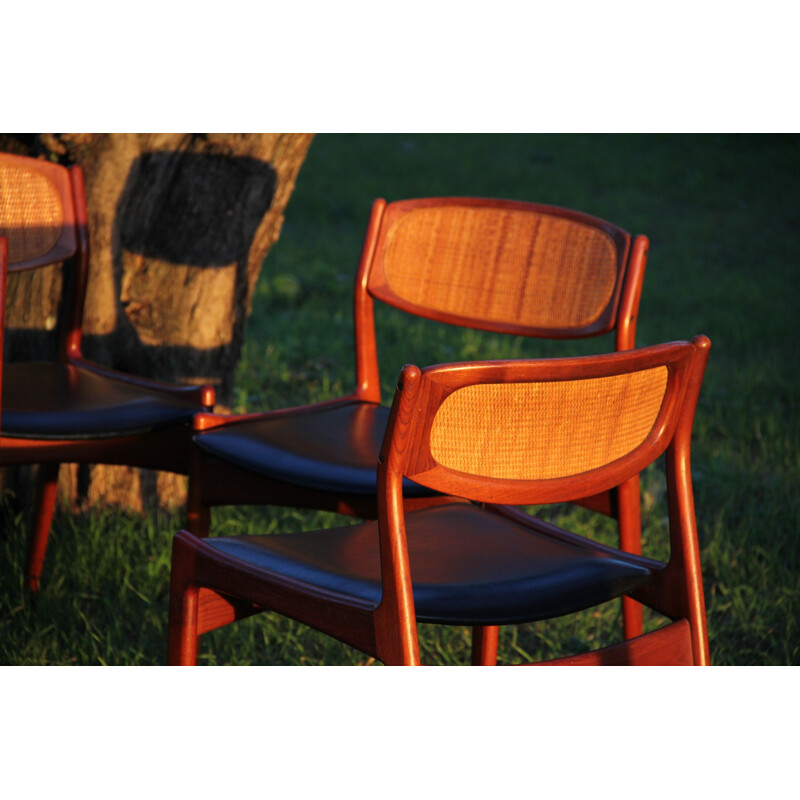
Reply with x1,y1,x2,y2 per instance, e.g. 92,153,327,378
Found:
0,152,89,359
362,197,647,341
379,337,711,508
352,197,649,403
0,153,83,271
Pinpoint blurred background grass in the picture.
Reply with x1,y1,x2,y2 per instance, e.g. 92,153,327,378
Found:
2,133,798,665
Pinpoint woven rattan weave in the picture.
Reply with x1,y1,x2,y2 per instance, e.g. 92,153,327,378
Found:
382,206,618,329
0,165,64,263
430,366,668,479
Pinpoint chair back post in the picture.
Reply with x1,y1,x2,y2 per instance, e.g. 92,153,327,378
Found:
352,198,386,404
615,233,649,351
375,363,423,665
664,335,711,664
61,165,90,362
612,231,649,636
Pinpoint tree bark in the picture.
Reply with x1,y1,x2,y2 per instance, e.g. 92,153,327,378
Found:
1,133,314,513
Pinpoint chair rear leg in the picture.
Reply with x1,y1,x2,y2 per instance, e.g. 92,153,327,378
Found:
185,469,211,538
471,625,499,665
617,475,644,639
622,597,643,640
185,502,211,538
25,463,60,592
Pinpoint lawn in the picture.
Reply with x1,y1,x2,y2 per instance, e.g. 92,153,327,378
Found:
1,133,798,665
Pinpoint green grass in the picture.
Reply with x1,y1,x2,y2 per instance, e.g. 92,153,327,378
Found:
2,134,798,665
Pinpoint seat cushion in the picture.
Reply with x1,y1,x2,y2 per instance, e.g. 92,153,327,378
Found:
204,503,654,625
1,362,201,439
194,401,434,498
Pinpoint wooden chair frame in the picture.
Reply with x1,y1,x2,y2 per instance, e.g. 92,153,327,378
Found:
0,153,214,590
186,196,650,658
168,337,711,666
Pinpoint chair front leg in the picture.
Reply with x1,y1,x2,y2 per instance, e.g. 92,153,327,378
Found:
168,535,201,665
471,625,499,665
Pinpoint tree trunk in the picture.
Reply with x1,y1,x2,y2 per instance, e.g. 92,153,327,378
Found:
1,133,314,514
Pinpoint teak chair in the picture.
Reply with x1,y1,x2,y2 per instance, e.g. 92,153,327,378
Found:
188,196,650,656
168,336,711,666
0,152,215,591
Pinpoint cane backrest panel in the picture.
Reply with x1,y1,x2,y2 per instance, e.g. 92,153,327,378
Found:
429,367,668,481
368,198,630,337
0,154,77,270
388,342,699,506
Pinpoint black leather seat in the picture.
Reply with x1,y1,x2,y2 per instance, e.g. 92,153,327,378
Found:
202,503,652,625
194,401,435,498
2,362,200,439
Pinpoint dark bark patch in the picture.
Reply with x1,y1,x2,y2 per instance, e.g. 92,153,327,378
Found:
118,152,277,267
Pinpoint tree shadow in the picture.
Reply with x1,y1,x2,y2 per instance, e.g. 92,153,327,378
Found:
118,150,277,267
85,150,277,399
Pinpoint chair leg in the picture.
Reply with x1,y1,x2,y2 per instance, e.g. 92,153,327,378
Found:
471,625,499,665
168,535,200,665
617,475,644,639
185,503,210,538
168,586,199,666
622,596,643,640
185,472,211,538
25,463,60,592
